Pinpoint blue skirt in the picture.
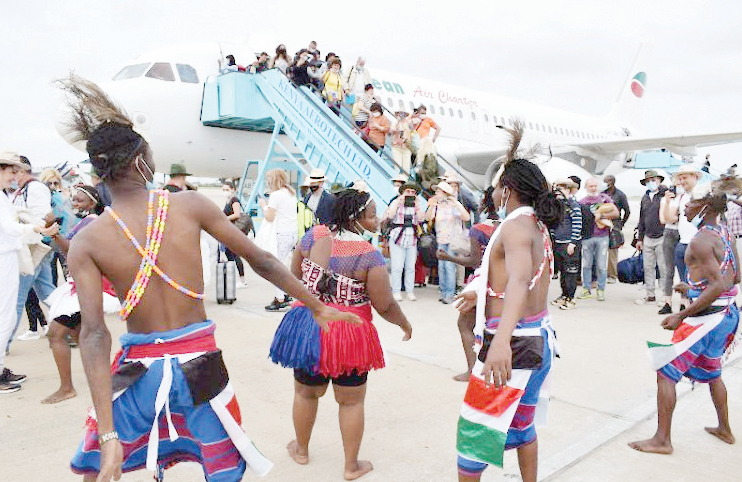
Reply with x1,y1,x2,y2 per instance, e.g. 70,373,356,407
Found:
269,306,321,373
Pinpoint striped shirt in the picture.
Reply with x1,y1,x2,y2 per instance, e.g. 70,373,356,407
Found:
354,93,375,122
725,201,742,236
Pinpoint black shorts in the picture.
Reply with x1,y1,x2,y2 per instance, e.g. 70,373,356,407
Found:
293,368,368,387
55,312,81,330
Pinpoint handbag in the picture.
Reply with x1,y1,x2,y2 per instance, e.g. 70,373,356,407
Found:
449,221,471,255
617,251,644,284
608,228,624,249
233,213,255,236
417,222,438,268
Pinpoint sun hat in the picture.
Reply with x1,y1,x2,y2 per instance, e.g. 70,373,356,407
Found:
554,178,578,190
308,168,326,184
391,173,408,183
640,169,664,185
0,150,25,169
169,163,191,176
672,164,703,178
437,181,454,196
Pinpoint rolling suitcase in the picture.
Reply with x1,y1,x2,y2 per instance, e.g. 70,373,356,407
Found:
216,259,237,304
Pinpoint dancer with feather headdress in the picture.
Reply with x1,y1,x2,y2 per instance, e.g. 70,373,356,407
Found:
452,120,564,482
56,74,360,482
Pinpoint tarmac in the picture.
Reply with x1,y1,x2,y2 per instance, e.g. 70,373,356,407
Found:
1,190,740,482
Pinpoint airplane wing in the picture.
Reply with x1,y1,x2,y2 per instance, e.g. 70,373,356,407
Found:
571,131,742,156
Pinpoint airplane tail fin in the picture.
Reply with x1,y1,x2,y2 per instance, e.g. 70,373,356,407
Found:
606,43,652,133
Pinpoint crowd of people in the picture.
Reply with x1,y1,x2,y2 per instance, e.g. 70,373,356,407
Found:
219,41,442,177
2,91,740,481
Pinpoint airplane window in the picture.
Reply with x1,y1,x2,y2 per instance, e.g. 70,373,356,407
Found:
112,63,151,81
458,110,463,119
484,114,489,122
449,108,454,116
387,97,393,108
409,102,415,111
176,64,199,83
430,105,436,114
528,122,533,129
398,100,404,111
439,107,444,116
548,126,552,133
145,63,175,82
559,128,564,135
471,112,476,121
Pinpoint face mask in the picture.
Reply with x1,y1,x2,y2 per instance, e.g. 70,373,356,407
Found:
309,185,320,193
418,114,426,119
496,187,510,219
355,221,375,243
75,209,90,219
136,156,154,185
600,182,608,191
9,180,19,190
675,186,685,195
690,206,706,228
372,112,381,118
646,181,658,192
146,181,157,191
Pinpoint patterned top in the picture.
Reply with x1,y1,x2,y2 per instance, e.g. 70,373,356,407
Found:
725,202,742,236
431,200,464,245
389,203,420,248
298,226,385,306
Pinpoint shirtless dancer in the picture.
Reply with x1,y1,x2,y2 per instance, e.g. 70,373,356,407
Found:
59,76,358,482
629,182,739,454
454,124,563,482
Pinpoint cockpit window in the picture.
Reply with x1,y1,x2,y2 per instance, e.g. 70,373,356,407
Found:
145,63,175,82
112,63,151,81
176,64,199,84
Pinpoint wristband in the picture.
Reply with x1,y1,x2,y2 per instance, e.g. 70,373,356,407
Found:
98,430,119,445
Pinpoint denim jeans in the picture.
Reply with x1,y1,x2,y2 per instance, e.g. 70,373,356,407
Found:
437,243,456,300
390,242,417,295
581,236,609,291
675,243,689,283
9,251,56,351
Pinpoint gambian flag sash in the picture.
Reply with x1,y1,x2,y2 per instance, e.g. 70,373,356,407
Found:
646,309,726,371
456,358,532,468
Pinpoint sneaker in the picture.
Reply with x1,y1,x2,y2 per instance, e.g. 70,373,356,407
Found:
42,324,49,336
441,296,455,304
1,368,27,384
607,277,618,284
0,381,21,394
551,296,566,307
658,303,673,315
407,293,417,301
17,330,40,341
634,296,657,305
265,298,284,312
596,289,606,301
393,293,403,302
283,295,293,304
656,299,666,307
236,281,248,289
680,304,686,312
560,298,577,310
576,289,592,300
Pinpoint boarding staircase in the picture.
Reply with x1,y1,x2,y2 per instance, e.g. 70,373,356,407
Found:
201,69,404,211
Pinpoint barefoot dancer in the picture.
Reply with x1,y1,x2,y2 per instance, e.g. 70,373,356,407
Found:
437,186,498,382
270,189,412,480
58,76,359,482
43,186,120,404
454,123,562,482
629,182,740,454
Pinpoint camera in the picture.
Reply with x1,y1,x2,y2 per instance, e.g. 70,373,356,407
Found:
669,186,676,195
403,195,415,207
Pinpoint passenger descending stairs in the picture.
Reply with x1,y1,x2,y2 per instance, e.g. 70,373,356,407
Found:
201,69,402,208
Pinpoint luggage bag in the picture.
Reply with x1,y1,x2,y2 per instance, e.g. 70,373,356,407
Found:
216,260,237,304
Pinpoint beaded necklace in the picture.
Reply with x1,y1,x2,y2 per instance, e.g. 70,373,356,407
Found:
105,190,204,320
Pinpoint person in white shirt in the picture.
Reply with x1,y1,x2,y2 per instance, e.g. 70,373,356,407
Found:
9,155,56,354
259,169,299,311
0,151,56,393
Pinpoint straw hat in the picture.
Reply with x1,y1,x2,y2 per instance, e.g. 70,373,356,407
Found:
308,168,326,184
0,150,25,168
554,178,578,190
672,164,703,178
436,181,454,196
300,177,312,188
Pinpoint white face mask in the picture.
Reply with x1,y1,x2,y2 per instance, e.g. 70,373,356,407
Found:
496,187,510,219
418,114,426,119
372,112,381,118
690,206,707,228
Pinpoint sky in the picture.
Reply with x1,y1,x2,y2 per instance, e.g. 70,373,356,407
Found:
3,0,742,175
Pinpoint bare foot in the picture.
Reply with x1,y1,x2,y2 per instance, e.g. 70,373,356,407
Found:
41,388,77,404
628,437,673,454
453,372,471,382
344,460,373,480
286,440,309,465
705,426,735,444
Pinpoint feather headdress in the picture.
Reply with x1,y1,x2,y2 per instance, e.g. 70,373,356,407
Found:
56,74,132,143
490,118,541,188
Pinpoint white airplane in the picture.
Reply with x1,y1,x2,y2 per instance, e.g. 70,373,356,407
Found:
56,42,742,188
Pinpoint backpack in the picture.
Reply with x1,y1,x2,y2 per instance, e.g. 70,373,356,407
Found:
579,204,594,240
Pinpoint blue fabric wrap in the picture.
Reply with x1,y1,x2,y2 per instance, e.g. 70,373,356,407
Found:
269,306,321,373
